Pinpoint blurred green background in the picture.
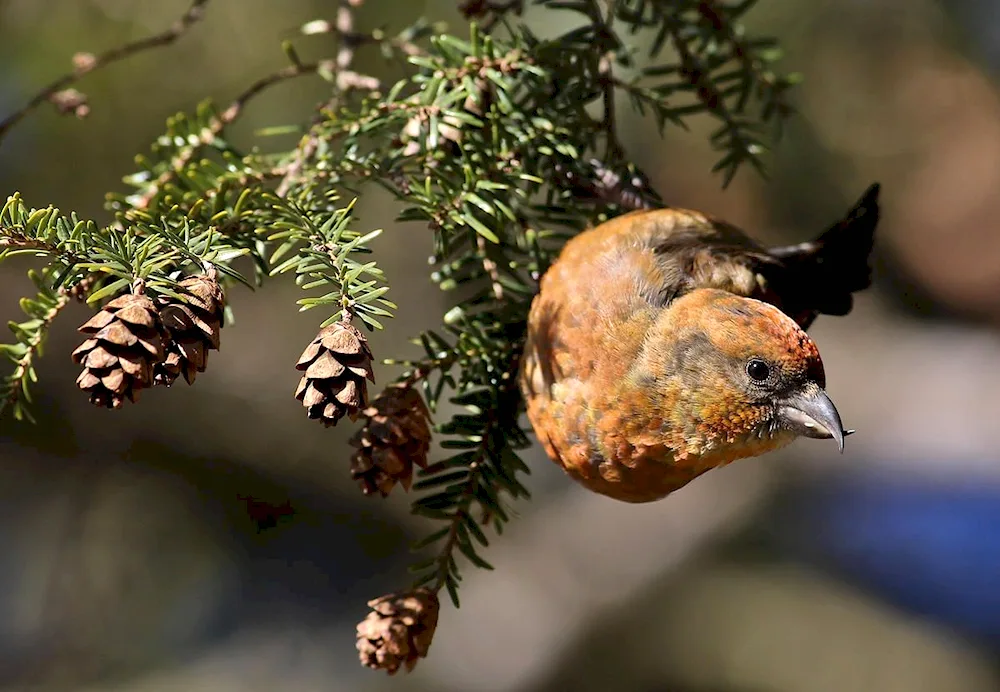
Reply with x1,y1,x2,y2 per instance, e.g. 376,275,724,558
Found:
4,1,1000,690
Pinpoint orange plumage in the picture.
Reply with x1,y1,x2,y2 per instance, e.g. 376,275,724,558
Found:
520,185,880,503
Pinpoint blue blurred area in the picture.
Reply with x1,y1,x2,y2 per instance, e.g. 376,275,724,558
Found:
778,470,1000,644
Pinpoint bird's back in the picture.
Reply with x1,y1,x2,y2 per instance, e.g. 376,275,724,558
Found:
522,208,775,399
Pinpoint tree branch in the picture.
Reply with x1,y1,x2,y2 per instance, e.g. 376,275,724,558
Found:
0,0,211,146
276,0,377,197
477,235,504,302
430,411,496,597
596,0,623,160
0,290,70,419
458,0,525,32
131,60,322,212
555,158,662,211
0,228,88,265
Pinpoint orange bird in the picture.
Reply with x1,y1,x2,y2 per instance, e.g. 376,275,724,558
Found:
520,184,880,503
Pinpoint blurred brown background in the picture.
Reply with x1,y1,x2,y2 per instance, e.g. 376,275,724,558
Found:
3,0,1000,690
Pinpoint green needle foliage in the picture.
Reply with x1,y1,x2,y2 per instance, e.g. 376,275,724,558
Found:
0,0,797,672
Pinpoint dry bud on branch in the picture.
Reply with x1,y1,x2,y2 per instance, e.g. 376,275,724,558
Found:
294,322,375,426
356,588,439,675
349,384,432,497
71,293,166,408
154,274,226,387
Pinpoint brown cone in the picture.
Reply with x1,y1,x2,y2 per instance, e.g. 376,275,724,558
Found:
349,385,432,497
294,322,375,426
356,588,440,675
154,275,226,387
71,293,166,408
65,273,98,303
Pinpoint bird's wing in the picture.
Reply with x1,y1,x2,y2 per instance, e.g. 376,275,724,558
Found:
767,183,880,328
625,183,881,329
621,209,780,307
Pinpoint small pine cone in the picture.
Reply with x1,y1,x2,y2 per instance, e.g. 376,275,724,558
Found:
154,275,226,387
71,294,166,408
356,588,440,675
65,273,98,303
294,322,375,426
349,385,432,497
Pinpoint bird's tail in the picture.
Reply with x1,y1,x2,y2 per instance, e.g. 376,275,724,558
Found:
769,183,881,323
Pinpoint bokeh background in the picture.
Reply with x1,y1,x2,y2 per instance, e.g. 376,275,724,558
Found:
2,0,999,690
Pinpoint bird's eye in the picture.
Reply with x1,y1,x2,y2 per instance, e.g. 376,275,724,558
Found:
746,359,771,382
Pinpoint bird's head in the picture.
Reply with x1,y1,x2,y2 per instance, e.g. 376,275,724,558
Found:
636,288,850,458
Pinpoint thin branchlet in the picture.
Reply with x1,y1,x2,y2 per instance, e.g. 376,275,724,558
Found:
129,61,323,214
0,0,212,145
0,287,70,420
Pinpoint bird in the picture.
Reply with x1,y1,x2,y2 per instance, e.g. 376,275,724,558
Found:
519,184,880,503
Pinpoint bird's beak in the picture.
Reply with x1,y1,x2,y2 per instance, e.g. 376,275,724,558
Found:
778,387,851,453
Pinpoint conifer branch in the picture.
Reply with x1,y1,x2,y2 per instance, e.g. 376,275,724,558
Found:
1,0,799,673
430,417,494,600
0,228,88,265
0,279,70,422
276,0,386,197
131,61,323,213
